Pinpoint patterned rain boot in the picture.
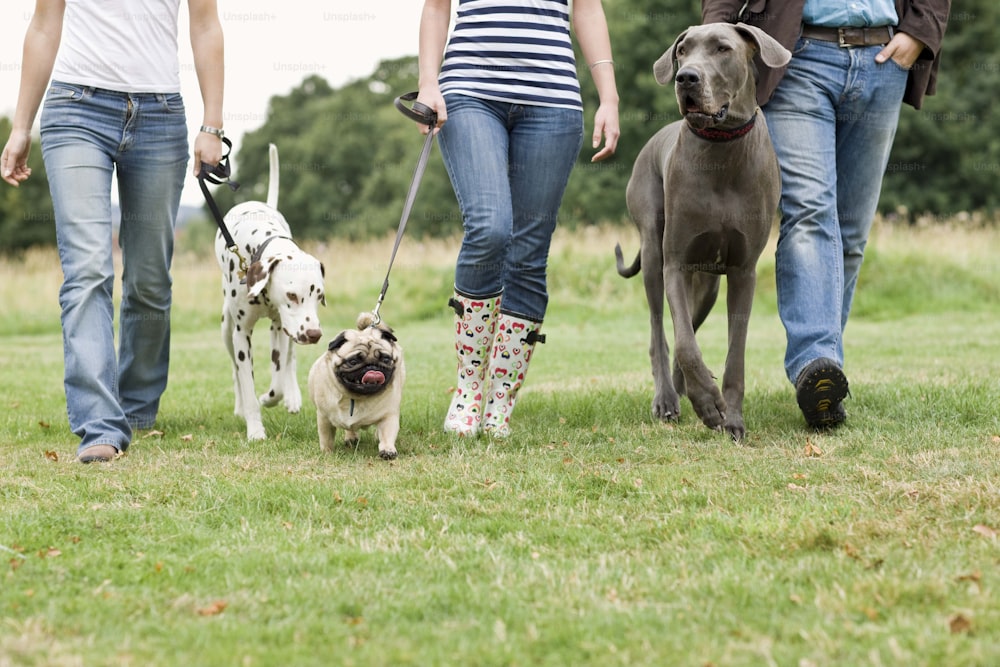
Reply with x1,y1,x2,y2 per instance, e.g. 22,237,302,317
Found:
443,291,502,436
482,313,545,438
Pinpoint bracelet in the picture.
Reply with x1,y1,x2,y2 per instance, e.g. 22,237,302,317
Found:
588,59,615,69
199,125,225,138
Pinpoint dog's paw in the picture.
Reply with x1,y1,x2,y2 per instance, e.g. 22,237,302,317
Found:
723,419,746,442
689,390,727,431
259,389,281,408
246,423,267,441
379,447,398,460
651,390,681,422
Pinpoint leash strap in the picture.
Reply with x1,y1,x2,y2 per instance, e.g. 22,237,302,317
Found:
371,92,438,325
197,137,245,274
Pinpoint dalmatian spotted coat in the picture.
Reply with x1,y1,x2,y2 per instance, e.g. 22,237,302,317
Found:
216,144,326,440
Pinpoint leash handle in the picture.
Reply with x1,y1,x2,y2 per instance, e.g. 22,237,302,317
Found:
198,137,247,276
371,94,438,325
394,91,438,128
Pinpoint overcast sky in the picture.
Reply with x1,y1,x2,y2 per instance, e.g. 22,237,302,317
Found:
0,1,428,204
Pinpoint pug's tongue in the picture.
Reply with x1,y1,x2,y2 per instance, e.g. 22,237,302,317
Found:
361,370,386,385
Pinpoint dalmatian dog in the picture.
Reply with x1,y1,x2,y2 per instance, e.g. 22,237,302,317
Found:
216,143,326,440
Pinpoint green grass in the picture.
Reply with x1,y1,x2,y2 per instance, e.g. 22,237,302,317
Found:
2,222,999,666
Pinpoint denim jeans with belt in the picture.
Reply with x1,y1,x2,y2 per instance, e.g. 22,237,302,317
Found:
40,82,188,454
763,39,908,383
437,95,583,322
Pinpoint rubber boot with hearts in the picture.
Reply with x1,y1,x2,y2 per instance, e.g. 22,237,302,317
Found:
443,291,502,436
482,313,545,437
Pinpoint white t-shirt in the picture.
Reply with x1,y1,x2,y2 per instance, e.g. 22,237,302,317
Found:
51,0,183,93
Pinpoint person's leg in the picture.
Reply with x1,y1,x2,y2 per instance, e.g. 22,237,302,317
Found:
437,95,513,299
500,104,583,321
40,84,130,457
115,92,189,429
835,47,908,338
481,104,583,435
764,39,846,384
437,95,511,434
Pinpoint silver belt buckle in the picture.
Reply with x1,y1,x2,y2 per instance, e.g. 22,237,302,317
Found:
837,27,850,48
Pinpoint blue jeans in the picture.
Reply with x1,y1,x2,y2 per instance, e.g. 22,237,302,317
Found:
40,82,188,454
763,39,908,382
437,95,583,321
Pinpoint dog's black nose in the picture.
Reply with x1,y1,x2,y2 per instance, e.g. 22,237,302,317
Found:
675,68,701,87
303,329,323,344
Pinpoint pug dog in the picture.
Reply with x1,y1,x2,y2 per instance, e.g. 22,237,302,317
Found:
308,312,405,459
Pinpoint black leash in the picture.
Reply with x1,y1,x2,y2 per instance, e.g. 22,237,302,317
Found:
197,137,244,275
370,92,438,325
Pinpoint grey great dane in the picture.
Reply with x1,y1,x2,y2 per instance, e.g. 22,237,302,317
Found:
615,23,791,441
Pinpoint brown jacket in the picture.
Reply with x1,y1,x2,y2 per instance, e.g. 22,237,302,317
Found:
702,0,950,109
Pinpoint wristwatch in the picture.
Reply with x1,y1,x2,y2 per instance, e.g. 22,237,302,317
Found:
199,125,225,139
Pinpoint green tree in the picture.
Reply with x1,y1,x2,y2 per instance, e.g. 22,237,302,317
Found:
883,0,1000,217
218,62,460,242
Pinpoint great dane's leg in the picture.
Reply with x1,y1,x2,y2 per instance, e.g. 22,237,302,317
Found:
720,267,756,441
664,269,726,430
641,219,680,421
673,272,720,397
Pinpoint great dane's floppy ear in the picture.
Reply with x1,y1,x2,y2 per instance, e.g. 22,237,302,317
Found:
652,23,791,86
732,23,792,69
653,28,689,86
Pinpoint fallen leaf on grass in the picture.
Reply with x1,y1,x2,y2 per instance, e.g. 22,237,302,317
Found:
971,524,997,539
956,571,981,584
180,434,193,442
143,430,164,439
803,440,823,457
44,450,59,462
197,600,228,616
38,420,50,429
787,483,807,492
949,613,973,634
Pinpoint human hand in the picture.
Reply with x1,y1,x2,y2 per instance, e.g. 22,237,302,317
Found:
416,88,447,135
876,32,926,69
193,132,223,178
1,131,33,187
590,101,620,162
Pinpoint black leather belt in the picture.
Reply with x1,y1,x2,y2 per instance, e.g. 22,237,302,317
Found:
801,24,894,47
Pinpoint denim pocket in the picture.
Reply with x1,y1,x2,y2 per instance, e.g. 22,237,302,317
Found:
160,93,186,114
45,82,85,104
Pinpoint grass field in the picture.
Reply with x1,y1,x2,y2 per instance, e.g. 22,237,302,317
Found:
1,221,999,666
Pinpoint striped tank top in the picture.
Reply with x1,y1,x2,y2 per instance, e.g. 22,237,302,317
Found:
439,0,583,111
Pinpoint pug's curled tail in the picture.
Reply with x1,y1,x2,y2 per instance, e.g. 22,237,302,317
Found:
357,312,376,330
614,243,641,278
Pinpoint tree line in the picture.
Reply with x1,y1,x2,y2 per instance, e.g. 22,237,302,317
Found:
2,0,997,253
